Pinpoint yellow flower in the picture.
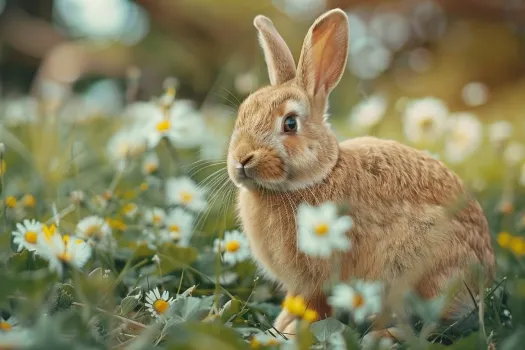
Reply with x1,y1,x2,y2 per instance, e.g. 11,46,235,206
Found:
5,196,17,208
140,182,148,191
282,295,307,316
22,194,36,208
106,218,127,231
510,236,525,256
497,232,512,248
302,309,319,323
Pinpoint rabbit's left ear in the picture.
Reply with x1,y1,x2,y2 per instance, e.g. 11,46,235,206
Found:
254,15,297,85
296,9,349,97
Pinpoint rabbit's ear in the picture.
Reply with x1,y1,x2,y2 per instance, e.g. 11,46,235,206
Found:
296,9,349,97
254,15,296,85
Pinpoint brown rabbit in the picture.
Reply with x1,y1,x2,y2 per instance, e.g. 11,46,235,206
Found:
226,9,495,337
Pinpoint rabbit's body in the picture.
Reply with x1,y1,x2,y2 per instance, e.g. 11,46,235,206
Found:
227,9,495,335
238,136,493,313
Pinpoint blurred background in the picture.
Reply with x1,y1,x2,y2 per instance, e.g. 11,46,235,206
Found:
1,0,525,123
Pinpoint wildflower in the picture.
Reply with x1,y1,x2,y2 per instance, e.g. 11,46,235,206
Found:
297,202,353,258
488,121,512,147
214,230,251,265
402,97,448,144
503,142,525,166
145,101,205,149
0,316,17,331
510,236,525,256
143,207,166,228
140,182,149,191
461,82,489,107
37,234,92,276
122,202,139,219
21,194,36,208
145,287,174,322
76,216,114,249
348,94,388,131
142,152,160,175
12,219,43,252
281,295,318,322
328,281,384,323
497,232,512,249
165,177,207,212
106,125,148,171
106,218,127,232
5,196,17,208
69,190,85,204
361,333,395,350
162,208,194,246
443,113,482,164
250,332,285,348
0,328,35,348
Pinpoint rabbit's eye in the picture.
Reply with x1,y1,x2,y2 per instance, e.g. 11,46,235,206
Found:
283,115,298,133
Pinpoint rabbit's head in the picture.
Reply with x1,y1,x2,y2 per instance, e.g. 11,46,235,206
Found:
228,9,349,191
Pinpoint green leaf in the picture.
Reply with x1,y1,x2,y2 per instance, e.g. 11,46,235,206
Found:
168,296,215,324
220,299,243,323
310,317,347,342
165,321,249,350
428,332,484,350
157,243,198,274
120,296,139,315
500,328,525,350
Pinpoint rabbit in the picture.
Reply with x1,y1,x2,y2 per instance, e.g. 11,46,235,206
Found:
226,8,495,338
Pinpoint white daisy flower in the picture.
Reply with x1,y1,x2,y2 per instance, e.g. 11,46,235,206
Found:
250,332,285,348
0,316,18,331
165,177,207,213
76,216,113,249
142,152,160,175
144,287,175,322
37,234,92,276
161,208,194,246
143,207,166,228
443,113,482,164
137,229,158,249
488,120,512,147
361,333,395,350
348,94,388,131
144,100,205,149
297,202,353,258
1,96,38,127
503,142,525,166
106,125,148,171
11,219,43,252
123,101,162,124
69,190,85,204
122,202,139,219
402,97,448,144
328,280,384,324
0,328,35,348
213,230,251,265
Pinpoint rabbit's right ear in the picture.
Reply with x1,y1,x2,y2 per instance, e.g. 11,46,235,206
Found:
254,15,296,85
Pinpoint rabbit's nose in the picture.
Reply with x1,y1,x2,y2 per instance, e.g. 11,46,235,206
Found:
235,153,255,179
239,153,254,167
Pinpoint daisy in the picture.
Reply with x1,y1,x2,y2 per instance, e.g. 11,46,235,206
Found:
143,207,166,228
328,280,384,324
0,328,35,349
503,142,525,166
12,219,44,252
165,177,207,212
37,234,92,276
443,113,482,164
122,202,139,219
250,332,285,348
361,333,395,350
0,316,17,331
142,152,160,175
145,287,175,322
488,120,512,147
402,97,448,144
297,202,353,258
123,101,163,125
213,230,251,265
76,216,113,248
348,94,388,131
162,208,194,246
106,125,148,171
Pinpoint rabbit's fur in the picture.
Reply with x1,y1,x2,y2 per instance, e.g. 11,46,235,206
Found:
226,9,495,335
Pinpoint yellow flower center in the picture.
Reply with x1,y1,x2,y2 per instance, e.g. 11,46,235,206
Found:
497,232,512,248
156,120,171,132
169,224,180,233
225,240,240,253
118,144,130,157
5,196,17,208
153,299,169,314
314,223,329,236
152,215,163,225
418,117,434,131
43,224,56,240
180,191,193,204
0,321,11,331
451,131,469,147
58,252,73,262
22,194,36,208
24,231,38,244
250,338,261,349
140,182,149,191
145,163,158,174
85,225,101,238
352,293,365,308
267,339,280,346
123,203,137,214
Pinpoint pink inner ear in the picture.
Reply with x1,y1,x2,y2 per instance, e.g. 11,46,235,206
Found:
312,21,338,95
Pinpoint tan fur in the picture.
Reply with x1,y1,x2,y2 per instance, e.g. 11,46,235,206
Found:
227,9,495,334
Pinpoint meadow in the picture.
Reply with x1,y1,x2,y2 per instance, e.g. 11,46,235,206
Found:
2,1,525,349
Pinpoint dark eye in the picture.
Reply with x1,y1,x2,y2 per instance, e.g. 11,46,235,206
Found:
283,114,298,133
